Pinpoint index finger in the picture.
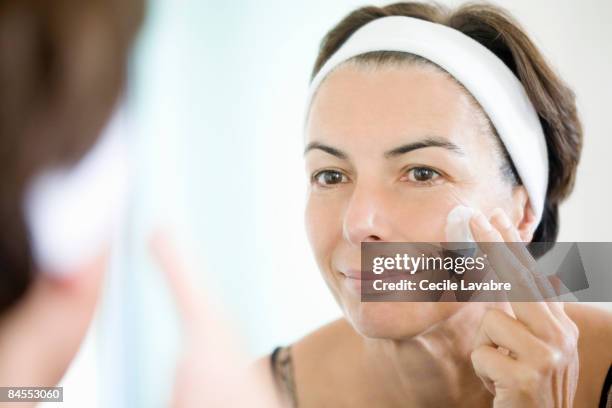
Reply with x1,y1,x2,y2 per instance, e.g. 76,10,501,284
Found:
470,212,541,300
469,211,560,337
148,230,206,328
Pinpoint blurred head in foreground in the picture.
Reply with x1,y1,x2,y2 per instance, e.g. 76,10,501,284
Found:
0,0,144,314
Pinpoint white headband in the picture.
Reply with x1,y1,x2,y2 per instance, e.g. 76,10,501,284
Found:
24,109,129,276
306,16,548,223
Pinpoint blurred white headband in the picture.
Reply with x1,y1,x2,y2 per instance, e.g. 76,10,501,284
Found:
24,109,129,276
306,16,548,223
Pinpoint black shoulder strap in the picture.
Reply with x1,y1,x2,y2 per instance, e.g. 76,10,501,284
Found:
270,345,298,407
600,364,612,408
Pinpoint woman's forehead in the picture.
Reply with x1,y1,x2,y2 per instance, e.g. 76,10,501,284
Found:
306,63,487,150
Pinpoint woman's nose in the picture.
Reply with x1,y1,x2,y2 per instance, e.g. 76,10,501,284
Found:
342,183,395,247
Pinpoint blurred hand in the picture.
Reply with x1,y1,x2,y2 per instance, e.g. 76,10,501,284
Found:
150,232,281,408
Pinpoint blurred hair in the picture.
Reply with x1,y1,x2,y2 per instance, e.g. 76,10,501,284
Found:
0,0,145,313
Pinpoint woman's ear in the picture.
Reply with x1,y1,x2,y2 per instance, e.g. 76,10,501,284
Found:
511,186,538,242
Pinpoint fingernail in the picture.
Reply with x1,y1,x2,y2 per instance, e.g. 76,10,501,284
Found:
493,208,511,229
472,212,492,231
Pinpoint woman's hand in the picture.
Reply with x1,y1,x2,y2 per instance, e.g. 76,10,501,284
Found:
149,231,282,408
468,208,580,408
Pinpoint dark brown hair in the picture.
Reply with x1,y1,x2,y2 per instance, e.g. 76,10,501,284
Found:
0,0,144,313
312,2,583,255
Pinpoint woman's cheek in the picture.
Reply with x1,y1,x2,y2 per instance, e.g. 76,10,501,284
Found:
305,193,344,263
396,183,509,242
391,189,462,242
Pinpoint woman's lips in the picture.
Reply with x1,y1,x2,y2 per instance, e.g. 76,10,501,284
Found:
341,268,414,280
339,268,414,295
338,269,369,296
341,269,374,280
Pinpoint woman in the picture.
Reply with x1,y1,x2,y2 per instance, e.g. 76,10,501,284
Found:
0,0,143,392
264,3,612,407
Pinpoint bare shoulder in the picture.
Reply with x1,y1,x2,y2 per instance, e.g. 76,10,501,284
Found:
292,317,359,374
564,303,612,407
293,317,356,357
565,303,612,356
253,318,357,407
291,318,361,406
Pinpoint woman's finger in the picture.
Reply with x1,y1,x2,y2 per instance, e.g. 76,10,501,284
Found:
148,230,208,330
469,211,563,338
473,308,551,362
488,209,565,319
148,230,280,408
488,208,559,303
471,344,524,394
470,211,541,300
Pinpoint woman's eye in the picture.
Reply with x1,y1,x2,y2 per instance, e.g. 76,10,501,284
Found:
312,170,348,187
404,167,442,184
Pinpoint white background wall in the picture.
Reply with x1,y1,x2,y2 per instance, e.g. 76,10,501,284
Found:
56,1,612,407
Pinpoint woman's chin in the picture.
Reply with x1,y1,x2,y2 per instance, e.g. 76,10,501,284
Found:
343,301,455,339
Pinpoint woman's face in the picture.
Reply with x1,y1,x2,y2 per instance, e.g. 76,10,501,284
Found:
304,63,530,339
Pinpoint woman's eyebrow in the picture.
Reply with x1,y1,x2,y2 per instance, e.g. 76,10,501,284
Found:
384,137,464,158
303,142,348,160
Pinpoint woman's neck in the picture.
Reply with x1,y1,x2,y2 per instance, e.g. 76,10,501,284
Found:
360,303,504,407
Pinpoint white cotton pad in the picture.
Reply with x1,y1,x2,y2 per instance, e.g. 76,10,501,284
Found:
445,205,476,243
24,109,128,276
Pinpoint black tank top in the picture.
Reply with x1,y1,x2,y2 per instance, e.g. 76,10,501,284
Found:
601,364,612,408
